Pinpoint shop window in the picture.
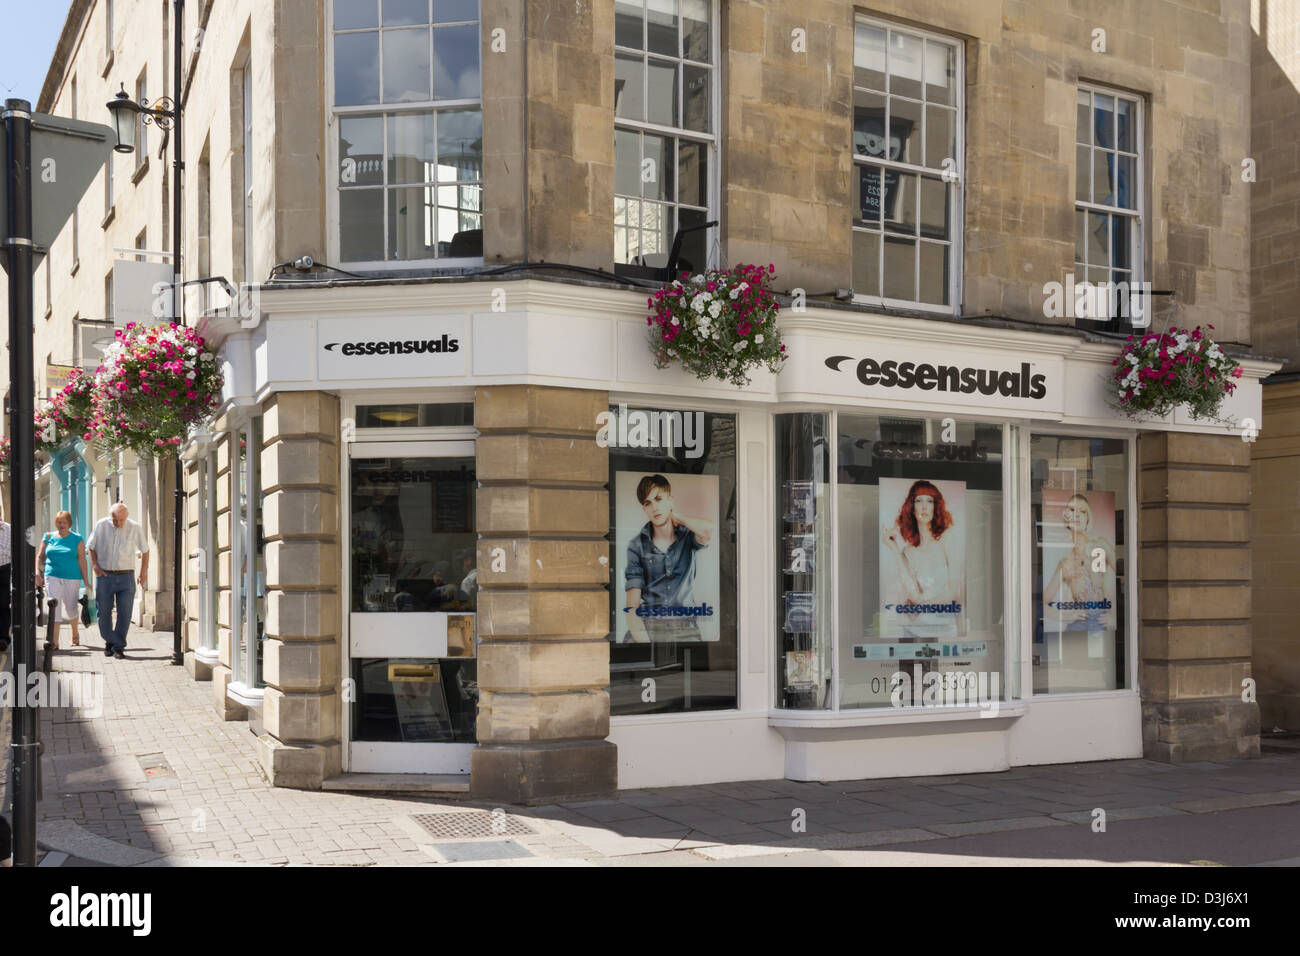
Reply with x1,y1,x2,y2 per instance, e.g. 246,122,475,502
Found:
1030,434,1129,693
614,0,716,277
332,0,483,265
231,420,266,690
777,412,1006,710
852,17,961,310
355,401,473,429
607,406,737,714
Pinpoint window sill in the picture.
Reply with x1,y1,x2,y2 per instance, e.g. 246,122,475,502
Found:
131,157,149,185
768,701,1026,733
101,205,115,229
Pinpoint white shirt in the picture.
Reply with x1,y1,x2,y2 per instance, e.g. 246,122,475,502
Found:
87,516,148,571
0,521,10,567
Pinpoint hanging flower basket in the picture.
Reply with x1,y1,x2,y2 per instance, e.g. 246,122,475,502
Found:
646,263,787,388
0,434,8,470
35,366,97,454
1110,325,1243,421
92,321,223,457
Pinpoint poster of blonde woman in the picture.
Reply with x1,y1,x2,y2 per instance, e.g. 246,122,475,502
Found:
1041,490,1116,634
878,478,966,640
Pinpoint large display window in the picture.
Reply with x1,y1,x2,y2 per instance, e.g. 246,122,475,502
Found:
776,411,1008,711
1030,433,1129,693
607,406,738,715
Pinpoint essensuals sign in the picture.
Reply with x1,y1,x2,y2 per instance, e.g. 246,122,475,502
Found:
316,316,466,381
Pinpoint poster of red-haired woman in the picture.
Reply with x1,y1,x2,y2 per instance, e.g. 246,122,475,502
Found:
879,477,967,640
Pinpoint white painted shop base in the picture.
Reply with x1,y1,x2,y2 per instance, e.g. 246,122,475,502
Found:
609,693,1143,788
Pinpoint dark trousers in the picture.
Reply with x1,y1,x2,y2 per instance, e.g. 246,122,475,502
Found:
0,563,10,646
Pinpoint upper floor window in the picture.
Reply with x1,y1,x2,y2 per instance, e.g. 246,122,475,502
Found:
852,18,962,311
332,0,483,266
614,0,716,277
1075,84,1143,331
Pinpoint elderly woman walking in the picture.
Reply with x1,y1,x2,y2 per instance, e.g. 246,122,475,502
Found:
35,510,93,649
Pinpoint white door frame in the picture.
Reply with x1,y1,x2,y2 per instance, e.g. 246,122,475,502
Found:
344,437,477,774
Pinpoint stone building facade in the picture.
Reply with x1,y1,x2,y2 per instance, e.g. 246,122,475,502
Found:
3,0,1286,802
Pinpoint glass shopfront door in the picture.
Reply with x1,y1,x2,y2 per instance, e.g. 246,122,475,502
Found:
347,440,478,773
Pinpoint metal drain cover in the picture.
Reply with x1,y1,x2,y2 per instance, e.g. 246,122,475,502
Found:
410,811,536,839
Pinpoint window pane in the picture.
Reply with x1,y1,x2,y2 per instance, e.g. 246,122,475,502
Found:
1074,209,1087,264
614,196,636,263
615,0,643,49
384,0,428,26
1111,215,1131,270
647,57,678,126
436,108,482,180
336,0,378,29
682,0,710,62
854,89,887,158
919,176,948,240
837,416,1005,709
852,230,881,297
350,659,478,742
383,28,431,102
615,52,645,120
884,170,917,235
437,183,481,250
433,0,477,22
1092,93,1114,149
1116,97,1133,152
923,39,955,106
642,133,674,202
1076,89,1090,144
1030,434,1128,694
854,164,882,227
676,206,707,274
433,23,480,98
639,201,673,266
883,236,916,299
340,115,384,186
646,0,677,57
1093,150,1114,204
388,112,435,184
683,64,710,132
918,241,948,304
1075,145,1090,202
389,185,438,259
890,95,922,164
340,188,385,260
1087,211,1109,266
678,138,707,207
335,32,381,106
924,104,954,169
615,128,640,196
889,31,923,100
357,402,474,428
609,410,739,715
854,23,887,91
1115,153,1135,209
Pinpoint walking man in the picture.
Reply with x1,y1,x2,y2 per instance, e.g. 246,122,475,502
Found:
87,503,149,659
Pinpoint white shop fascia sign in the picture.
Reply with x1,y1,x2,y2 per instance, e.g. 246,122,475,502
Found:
778,329,1068,418
316,315,467,381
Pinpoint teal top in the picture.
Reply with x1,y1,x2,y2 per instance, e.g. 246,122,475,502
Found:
44,531,84,581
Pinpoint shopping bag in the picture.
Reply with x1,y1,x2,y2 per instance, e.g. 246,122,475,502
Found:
80,595,93,627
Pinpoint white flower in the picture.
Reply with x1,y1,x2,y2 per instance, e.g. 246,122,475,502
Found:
186,371,196,380
738,282,749,292
729,288,740,300
755,334,764,344
708,301,722,318
692,274,705,285
670,316,680,326
733,341,747,352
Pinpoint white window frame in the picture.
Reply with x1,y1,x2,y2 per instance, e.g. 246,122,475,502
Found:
612,0,721,275
1074,81,1145,327
850,15,965,315
325,1,485,272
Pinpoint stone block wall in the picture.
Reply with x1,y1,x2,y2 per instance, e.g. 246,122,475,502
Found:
255,392,343,789
471,385,617,802
1139,432,1259,761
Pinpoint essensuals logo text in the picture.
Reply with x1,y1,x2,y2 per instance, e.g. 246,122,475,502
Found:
50,887,151,936
825,355,1047,400
885,601,963,614
623,603,714,618
323,334,459,355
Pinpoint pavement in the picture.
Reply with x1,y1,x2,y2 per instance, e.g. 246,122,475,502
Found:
4,624,1300,867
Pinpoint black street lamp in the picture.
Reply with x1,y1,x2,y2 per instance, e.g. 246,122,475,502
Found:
105,0,187,668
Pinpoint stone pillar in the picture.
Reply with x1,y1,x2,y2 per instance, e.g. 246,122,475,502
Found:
255,392,342,788
182,457,211,680
1139,432,1258,761
471,385,616,803
1252,379,1300,730
212,431,243,720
